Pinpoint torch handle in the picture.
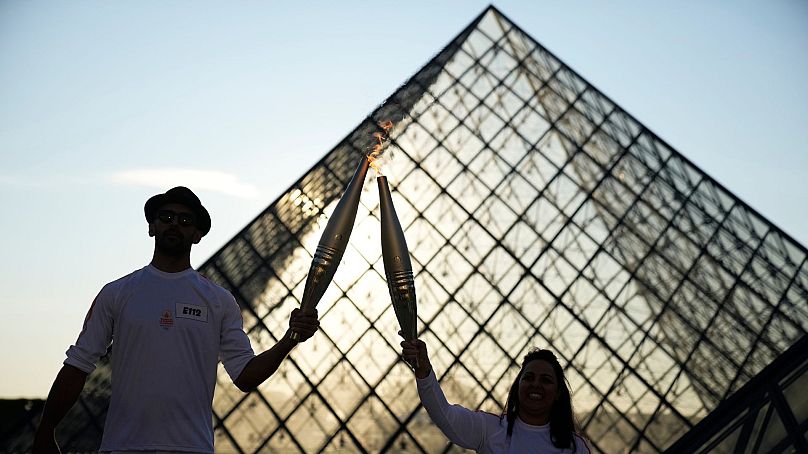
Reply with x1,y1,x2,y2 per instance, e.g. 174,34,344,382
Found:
387,269,417,341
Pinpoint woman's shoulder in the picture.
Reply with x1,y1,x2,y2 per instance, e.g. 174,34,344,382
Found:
458,409,502,428
473,410,509,434
573,433,592,453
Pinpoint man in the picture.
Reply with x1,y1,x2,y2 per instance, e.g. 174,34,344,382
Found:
33,186,319,454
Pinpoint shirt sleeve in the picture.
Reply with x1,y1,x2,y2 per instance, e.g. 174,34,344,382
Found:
219,294,255,381
64,285,115,374
416,369,490,451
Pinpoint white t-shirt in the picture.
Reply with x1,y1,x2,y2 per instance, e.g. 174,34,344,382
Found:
65,265,255,453
417,369,591,453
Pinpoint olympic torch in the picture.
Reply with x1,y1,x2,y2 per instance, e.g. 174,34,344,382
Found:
378,176,417,342
290,156,369,341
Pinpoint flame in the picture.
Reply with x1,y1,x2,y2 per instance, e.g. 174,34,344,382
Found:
367,120,394,175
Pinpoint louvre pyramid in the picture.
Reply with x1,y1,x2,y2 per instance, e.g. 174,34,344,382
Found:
5,6,808,453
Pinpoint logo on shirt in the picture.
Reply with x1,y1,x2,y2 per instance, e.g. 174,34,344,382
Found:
159,309,174,329
176,302,208,323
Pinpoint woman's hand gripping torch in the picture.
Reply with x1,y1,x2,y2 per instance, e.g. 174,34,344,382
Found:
289,156,369,341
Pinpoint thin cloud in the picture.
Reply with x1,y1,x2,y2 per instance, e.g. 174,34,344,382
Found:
111,168,260,199
0,174,92,188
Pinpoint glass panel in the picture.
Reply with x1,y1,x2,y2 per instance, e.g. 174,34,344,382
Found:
781,361,808,428
757,404,790,452
703,424,742,454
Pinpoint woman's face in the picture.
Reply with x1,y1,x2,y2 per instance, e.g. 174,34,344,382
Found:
517,359,559,423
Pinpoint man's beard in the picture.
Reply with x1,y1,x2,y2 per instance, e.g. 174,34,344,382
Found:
155,230,193,257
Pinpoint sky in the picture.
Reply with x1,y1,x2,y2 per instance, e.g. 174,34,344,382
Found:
1,1,806,398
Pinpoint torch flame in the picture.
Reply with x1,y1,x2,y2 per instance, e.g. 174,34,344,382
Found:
367,120,394,175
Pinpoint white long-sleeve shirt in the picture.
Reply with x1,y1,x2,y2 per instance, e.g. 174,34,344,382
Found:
65,265,255,453
416,369,590,453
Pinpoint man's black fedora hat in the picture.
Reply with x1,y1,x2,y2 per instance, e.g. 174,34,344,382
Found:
144,186,211,236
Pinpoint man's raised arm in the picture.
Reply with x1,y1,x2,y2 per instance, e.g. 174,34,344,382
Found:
233,308,319,392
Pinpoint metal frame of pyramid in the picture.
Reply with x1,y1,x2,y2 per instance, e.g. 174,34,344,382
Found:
666,334,808,452
5,5,807,453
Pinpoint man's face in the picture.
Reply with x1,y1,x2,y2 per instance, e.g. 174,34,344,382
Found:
148,203,202,257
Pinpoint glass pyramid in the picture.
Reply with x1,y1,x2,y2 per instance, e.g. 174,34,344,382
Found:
5,6,807,453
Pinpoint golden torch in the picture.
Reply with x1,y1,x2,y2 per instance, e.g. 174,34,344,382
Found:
290,156,369,341
377,175,417,341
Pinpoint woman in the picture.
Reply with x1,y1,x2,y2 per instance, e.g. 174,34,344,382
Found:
401,340,590,453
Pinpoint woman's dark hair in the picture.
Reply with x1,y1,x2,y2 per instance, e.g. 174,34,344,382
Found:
501,349,580,450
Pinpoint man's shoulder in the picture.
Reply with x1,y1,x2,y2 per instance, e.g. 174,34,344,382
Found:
195,269,215,285
100,267,148,292
193,270,236,299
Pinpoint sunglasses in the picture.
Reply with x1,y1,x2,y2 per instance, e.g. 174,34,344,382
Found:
156,209,196,227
